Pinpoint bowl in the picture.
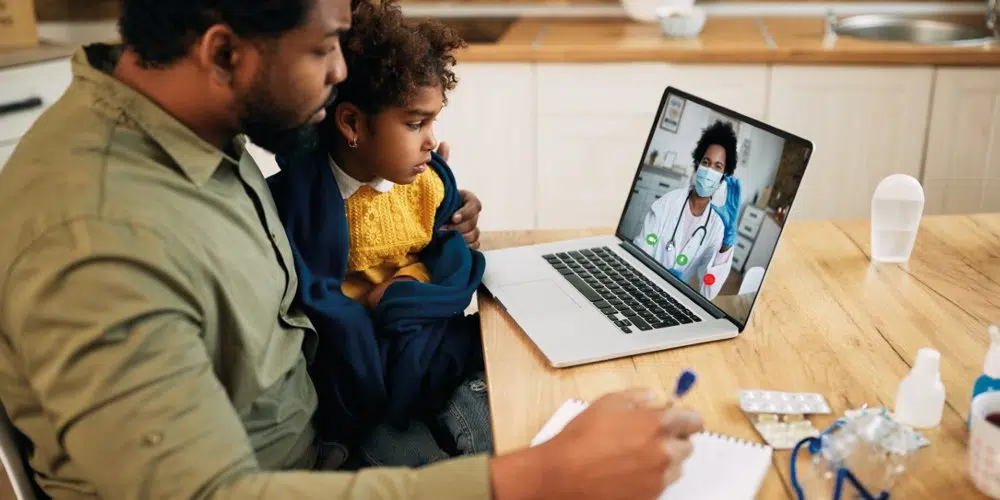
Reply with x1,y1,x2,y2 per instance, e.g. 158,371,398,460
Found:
656,6,707,38
620,0,665,23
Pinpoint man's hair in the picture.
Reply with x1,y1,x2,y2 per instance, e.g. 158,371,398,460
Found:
335,0,466,115
692,120,739,176
119,0,315,68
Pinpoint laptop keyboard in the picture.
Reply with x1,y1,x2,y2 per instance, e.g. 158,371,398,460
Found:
542,247,702,334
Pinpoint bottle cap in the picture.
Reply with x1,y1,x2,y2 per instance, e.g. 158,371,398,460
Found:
985,325,1000,378
913,348,941,378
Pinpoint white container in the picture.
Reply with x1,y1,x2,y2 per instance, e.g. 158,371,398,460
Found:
656,6,707,38
621,0,669,22
894,348,946,429
870,174,924,263
970,391,1000,498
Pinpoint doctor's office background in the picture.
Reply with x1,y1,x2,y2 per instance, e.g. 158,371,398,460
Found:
620,96,807,297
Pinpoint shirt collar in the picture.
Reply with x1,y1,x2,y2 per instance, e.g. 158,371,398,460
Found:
328,155,394,200
74,44,232,186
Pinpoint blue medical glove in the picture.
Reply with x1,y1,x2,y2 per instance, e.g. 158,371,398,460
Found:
712,175,741,248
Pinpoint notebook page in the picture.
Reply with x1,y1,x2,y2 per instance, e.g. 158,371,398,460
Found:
531,400,773,500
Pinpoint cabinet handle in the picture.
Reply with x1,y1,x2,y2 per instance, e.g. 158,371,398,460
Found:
0,96,43,117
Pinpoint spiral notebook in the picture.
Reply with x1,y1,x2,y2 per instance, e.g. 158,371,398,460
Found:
531,399,773,500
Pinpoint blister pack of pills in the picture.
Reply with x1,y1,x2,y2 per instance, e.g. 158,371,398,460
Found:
749,413,821,449
739,389,833,415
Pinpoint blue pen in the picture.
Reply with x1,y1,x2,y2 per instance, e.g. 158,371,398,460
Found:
674,369,697,400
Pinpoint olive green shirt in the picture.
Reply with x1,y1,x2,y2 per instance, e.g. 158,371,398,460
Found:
0,45,491,499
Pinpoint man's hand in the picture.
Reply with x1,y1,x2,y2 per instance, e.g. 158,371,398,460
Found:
490,389,704,500
434,141,483,250
441,190,482,249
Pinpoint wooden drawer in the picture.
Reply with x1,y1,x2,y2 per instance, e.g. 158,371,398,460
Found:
738,206,765,239
732,234,753,271
0,58,73,143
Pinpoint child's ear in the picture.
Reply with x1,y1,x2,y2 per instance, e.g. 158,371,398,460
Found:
333,102,364,145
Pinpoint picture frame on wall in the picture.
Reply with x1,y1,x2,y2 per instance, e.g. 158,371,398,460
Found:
660,94,686,133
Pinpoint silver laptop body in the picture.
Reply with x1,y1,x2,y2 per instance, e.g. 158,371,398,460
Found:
480,86,814,368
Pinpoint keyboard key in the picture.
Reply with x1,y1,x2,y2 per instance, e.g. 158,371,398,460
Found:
616,320,632,327
594,300,610,309
631,317,652,331
543,254,558,262
557,268,574,275
564,274,602,302
621,326,632,334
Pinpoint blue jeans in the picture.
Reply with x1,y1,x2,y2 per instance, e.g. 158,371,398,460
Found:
356,370,494,468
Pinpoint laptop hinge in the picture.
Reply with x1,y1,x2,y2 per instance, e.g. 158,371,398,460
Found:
617,240,734,324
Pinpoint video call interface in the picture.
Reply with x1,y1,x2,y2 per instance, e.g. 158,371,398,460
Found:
618,92,810,324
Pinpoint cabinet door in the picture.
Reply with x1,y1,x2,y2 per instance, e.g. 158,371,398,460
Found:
535,63,769,229
535,63,670,229
0,141,15,172
665,64,771,120
434,63,536,230
767,66,934,220
922,68,1000,214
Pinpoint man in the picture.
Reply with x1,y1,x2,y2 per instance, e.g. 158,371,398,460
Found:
0,0,703,498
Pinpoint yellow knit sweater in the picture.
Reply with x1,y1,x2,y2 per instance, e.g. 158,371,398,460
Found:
341,169,445,300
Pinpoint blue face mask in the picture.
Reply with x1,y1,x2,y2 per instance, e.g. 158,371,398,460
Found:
694,166,723,198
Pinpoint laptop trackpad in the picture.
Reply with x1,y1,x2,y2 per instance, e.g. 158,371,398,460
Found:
497,280,582,316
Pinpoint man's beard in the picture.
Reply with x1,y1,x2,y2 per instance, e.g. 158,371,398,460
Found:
240,105,319,159
238,88,337,159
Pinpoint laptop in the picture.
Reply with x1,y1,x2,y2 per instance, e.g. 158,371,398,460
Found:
480,86,814,368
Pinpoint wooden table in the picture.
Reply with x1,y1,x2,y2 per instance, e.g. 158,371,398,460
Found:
478,214,1000,499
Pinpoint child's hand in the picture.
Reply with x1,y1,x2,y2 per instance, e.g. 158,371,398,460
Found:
365,276,417,309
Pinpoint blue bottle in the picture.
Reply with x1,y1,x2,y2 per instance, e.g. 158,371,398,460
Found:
970,325,1000,429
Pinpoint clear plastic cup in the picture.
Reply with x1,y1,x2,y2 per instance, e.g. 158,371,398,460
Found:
870,174,924,263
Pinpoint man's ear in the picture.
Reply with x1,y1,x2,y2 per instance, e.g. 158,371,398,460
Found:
333,102,365,145
196,24,244,86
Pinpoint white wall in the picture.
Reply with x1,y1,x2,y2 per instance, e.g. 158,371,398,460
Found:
738,127,785,211
646,99,713,170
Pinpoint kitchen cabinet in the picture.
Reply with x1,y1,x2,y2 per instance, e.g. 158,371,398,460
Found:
921,68,1000,215
619,166,688,242
0,57,72,166
534,63,770,229
766,65,934,221
0,141,15,171
434,63,536,230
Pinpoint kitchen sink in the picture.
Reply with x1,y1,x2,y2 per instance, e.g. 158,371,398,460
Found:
406,16,519,44
832,14,998,46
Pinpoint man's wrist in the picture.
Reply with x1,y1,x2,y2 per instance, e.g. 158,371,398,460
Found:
489,446,553,500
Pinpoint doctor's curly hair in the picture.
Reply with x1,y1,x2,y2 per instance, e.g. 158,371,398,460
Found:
692,120,739,177
333,0,467,115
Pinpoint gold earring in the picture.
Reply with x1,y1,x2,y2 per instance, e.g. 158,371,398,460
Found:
348,138,358,148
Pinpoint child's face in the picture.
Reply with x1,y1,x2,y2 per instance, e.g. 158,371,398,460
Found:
358,85,444,185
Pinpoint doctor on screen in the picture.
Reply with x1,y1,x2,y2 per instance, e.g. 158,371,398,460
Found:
634,121,742,300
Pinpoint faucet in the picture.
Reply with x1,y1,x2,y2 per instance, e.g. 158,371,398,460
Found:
990,0,1000,37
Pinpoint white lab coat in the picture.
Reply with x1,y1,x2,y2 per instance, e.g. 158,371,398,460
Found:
633,188,733,300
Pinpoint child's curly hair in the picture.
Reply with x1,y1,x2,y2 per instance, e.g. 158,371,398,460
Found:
336,0,467,114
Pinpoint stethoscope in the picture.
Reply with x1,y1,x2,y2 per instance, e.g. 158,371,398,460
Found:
664,192,712,270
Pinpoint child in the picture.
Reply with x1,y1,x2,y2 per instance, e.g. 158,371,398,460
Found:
267,0,491,467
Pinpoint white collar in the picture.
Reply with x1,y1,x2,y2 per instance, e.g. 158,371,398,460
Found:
329,155,395,199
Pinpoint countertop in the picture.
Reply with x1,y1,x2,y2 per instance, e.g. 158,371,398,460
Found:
0,40,75,70
456,15,1000,64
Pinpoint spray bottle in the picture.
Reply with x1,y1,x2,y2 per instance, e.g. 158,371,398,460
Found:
969,324,1000,429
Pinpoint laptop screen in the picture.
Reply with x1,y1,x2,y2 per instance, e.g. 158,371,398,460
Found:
616,88,812,327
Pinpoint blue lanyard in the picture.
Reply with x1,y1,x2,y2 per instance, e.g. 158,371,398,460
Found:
789,435,891,500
